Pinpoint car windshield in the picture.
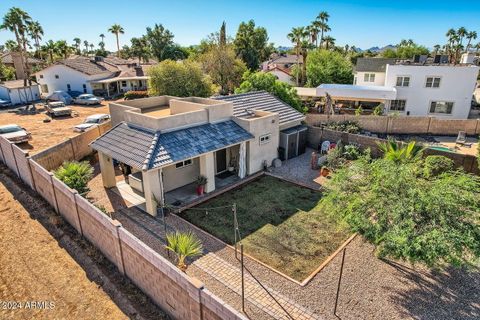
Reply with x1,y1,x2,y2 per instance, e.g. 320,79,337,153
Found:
81,94,95,99
84,118,99,124
50,103,64,109
0,125,22,133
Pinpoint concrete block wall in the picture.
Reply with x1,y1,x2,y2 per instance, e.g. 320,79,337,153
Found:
0,133,246,320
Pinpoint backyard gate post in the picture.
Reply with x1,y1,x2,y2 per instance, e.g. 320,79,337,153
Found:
334,247,347,318
241,243,245,313
233,203,238,259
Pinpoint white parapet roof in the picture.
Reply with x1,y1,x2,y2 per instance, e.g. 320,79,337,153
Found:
316,84,397,101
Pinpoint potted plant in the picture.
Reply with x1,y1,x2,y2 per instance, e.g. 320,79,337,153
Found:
196,175,208,195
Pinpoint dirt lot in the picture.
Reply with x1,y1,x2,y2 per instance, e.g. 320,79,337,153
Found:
0,102,111,154
0,165,168,320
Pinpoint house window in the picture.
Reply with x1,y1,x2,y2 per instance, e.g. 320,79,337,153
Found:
430,101,453,114
39,74,44,79
390,100,406,111
55,74,59,79
82,84,87,93
175,159,193,169
41,84,48,93
67,84,71,91
121,81,127,87
364,73,375,82
396,76,410,87
259,134,271,145
425,77,441,88
353,76,357,85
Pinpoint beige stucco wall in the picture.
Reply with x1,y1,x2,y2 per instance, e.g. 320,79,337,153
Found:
162,157,200,192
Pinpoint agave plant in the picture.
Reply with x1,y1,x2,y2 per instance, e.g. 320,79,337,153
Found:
377,139,424,163
165,232,203,271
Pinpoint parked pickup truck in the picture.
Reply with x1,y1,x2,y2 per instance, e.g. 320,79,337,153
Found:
0,124,32,144
45,101,72,117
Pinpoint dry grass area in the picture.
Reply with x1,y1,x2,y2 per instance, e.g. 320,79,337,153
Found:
0,102,111,154
0,165,168,320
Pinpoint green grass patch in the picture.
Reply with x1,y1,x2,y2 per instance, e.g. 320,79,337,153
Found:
181,175,351,281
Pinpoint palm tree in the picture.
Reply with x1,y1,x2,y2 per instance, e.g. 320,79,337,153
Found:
377,140,424,163
42,40,57,63
165,232,203,271
323,35,336,50
1,7,32,85
457,27,467,46
27,20,43,58
99,33,105,43
4,39,17,51
56,40,72,59
306,23,319,46
73,37,81,54
475,42,480,54
108,24,124,57
433,44,441,55
465,31,477,51
316,11,330,46
89,43,94,53
287,26,308,86
83,40,89,54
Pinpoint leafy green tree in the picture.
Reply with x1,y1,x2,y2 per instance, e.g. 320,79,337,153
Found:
0,61,15,80
130,36,151,63
287,27,308,85
321,156,480,268
145,23,175,61
305,49,353,86
54,161,94,195
235,71,306,113
233,20,271,70
108,24,124,57
382,43,429,59
165,231,203,271
148,59,213,97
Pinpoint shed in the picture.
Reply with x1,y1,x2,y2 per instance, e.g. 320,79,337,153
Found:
0,80,41,105
279,125,308,160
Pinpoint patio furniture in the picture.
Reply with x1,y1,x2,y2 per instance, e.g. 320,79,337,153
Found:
320,141,330,154
455,131,472,148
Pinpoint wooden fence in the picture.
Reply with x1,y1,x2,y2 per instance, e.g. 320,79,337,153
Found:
0,132,246,320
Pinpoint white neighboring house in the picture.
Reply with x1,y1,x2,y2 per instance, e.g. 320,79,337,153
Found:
261,54,302,85
265,67,295,85
0,80,40,105
305,55,480,119
35,56,151,97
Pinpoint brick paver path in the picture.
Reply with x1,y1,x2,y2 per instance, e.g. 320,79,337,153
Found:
194,252,321,320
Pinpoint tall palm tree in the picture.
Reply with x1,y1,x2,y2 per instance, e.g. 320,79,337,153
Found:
99,33,105,43
89,43,94,53
1,7,32,85
287,26,308,86
433,44,441,55
457,27,467,46
306,23,319,46
316,11,330,46
73,37,81,54
165,232,203,271
83,40,89,54
56,40,72,59
465,31,477,51
323,35,336,50
108,24,124,57
4,39,17,51
27,20,43,58
42,40,57,63
475,42,480,54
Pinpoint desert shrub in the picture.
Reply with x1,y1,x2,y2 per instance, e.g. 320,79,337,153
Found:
124,90,148,100
324,121,361,134
54,161,93,195
343,144,362,160
355,106,363,116
423,155,454,178
326,146,345,170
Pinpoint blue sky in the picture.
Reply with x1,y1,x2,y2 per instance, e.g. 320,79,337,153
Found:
1,0,479,51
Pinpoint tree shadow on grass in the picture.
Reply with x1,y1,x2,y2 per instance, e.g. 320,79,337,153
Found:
383,260,480,320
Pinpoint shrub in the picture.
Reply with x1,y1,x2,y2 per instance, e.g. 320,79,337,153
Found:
54,161,93,195
355,106,363,116
343,144,363,160
324,121,361,134
373,104,384,116
377,139,424,163
423,155,454,178
124,90,148,100
165,232,203,271
326,146,345,170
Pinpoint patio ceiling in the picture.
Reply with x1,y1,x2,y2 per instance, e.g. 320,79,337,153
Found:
316,84,397,101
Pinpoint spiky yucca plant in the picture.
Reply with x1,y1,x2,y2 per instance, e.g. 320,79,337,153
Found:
54,161,93,195
165,232,203,271
377,140,424,163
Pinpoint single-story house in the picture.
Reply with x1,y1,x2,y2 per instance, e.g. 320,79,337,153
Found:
0,80,40,105
35,56,152,97
264,66,295,85
90,91,305,215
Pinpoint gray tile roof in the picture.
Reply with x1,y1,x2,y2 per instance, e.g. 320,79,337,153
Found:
355,58,397,72
213,91,305,125
91,120,253,170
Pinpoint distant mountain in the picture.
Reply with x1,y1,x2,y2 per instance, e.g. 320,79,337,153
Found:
358,45,397,53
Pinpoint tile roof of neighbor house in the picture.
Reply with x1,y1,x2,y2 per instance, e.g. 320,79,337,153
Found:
1,52,43,65
213,91,305,125
56,57,119,75
0,79,39,89
90,120,253,170
355,58,397,72
270,54,303,64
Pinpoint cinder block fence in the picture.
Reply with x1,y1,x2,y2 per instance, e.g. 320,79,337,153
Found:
0,125,246,320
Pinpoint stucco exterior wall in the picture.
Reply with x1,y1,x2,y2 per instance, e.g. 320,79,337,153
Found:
267,69,295,85
162,157,200,192
385,65,479,118
354,71,386,86
0,85,40,105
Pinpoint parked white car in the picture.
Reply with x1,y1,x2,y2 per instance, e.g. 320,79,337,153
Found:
0,124,32,144
73,114,110,132
46,91,73,104
73,94,105,105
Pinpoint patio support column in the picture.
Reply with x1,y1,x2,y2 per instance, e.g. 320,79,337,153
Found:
98,151,116,188
199,152,215,193
142,168,163,216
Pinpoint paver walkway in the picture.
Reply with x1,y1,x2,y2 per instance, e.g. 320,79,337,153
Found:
194,253,321,320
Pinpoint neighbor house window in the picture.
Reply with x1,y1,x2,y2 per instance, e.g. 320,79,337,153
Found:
353,76,357,85
364,73,375,82
67,84,71,91
396,76,410,87
425,77,441,88
390,100,406,111
430,101,453,114
121,81,127,87
39,74,44,79
55,74,59,79
83,84,87,93
175,159,193,169
259,134,271,145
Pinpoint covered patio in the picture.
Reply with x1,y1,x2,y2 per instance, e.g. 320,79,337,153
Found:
90,76,148,97
90,121,253,216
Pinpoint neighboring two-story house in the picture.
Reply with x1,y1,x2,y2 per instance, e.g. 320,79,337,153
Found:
90,91,305,215
313,55,479,119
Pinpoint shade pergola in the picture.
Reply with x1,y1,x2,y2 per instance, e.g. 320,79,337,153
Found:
316,84,397,102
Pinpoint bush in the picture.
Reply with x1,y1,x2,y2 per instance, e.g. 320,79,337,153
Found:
373,104,384,116
54,161,93,195
124,90,148,100
324,121,361,134
343,144,363,160
326,146,345,170
423,155,454,178
355,106,363,116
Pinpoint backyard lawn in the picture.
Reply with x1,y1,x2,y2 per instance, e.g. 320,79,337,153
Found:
181,175,351,281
